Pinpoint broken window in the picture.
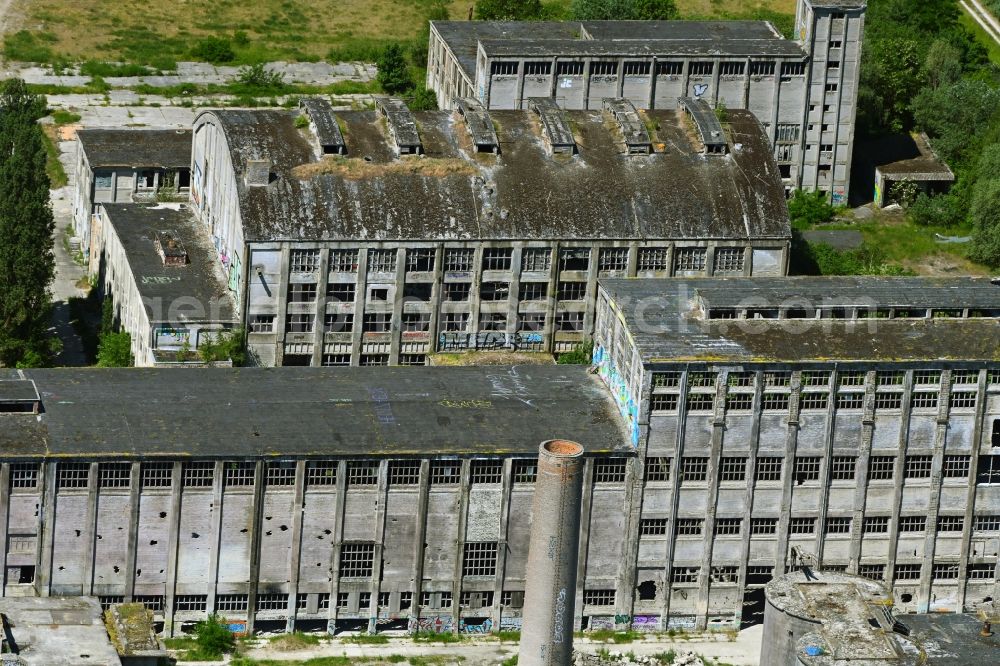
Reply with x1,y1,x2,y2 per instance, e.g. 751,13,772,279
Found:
645,457,671,482
402,312,431,332
711,566,739,583
444,248,474,272
462,542,498,577
836,392,864,410
558,248,590,272
932,563,959,580
937,516,964,532
556,312,584,332
340,543,376,578
94,170,113,189
443,282,470,302
322,353,351,366
362,313,392,333
521,248,551,272
324,313,354,333
491,61,518,76
726,393,753,412
327,282,356,302
288,282,317,303
590,61,617,76
440,312,469,333
248,314,275,333
285,313,315,333
518,282,548,301
794,457,821,483
524,62,551,76
719,62,745,77
670,569,698,585
749,61,775,77
858,565,884,581
598,248,628,274
623,61,649,76
290,249,320,273
329,250,359,273
138,170,156,189
637,247,669,272
781,62,806,77
480,281,509,301
775,123,800,143
406,248,436,272
512,459,537,484
557,281,587,301
656,61,682,76
675,518,703,536
689,61,714,76
584,590,615,606
517,313,545,332
482,248,512,271
480,312,507,331
367,249,396,274
556,61,584,76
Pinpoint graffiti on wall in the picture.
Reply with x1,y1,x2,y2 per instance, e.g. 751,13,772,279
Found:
459,618,493,634
500,615,522,632
439,330,543,352
588,616,615,630
408,616,454,633
593,344,640,446
632,615,660,632
667,616,697,630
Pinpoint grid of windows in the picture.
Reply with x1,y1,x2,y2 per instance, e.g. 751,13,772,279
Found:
482,249,513,271
932,563,959,580
793,457,821,483
286,313,315,333
651,393,679,412
557,281,587,301
637,247,669,271
874,392,902,410
974,515,1000,531
838,371,866,387
462,542,498,577
859,565,885,581
715,518,742,536
340,543,376,578
640,518,669,536
686,393,715,412
10,463,39,489
134,595,164,612
968,564,994,580
556,312,585,332
288,282,317,303
910,392,939,410
389,461,421,486
598,248,629,273
368,249,396,273
645,457,671,482
863,516,889,534
719,457,746,482
950,391,977,409
347,461,378,486
829,456,856,481
868,456,895,481
825,517,852,534
951,370,978,385
583,590,616,606
680,457,708,482
675,518,704,536
329,249,359,272
652,371,681,388
512,459,537,484
711,566,739,583
183,462,214,488
99,462,131,489
521,248,551,272
405,248,435,272
836,392,864,410
800,393,829,410
174,595,207,612
225,462,255,487
803,371,831,386
751,518,778,535
899,516,926,532
756,458,782,482
306,462,337,487
671,567,700,584
326,282,355,302
256,594,288,611
674,248,706,271
937,516,964,532
471,460,503,484
594,459,627,483
290,249,320,272
137,463,171,489
363,313,392,333
558,248,590,271
789,518,816,534
878,371,905,386
440,312,470,332
726,393,753,411
430,460,462,485
57,463,90,489
324,313,354,333
714,248,744,273
265,463,296,487
895,564,922,580
914,370,942,386
762,393,789,411
444,249,474,272
248,314,275,333
519,282,548,301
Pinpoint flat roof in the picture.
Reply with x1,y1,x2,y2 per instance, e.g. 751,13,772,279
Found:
599,277,1000,363
432,20,800,82
0,366,628,459
898,613,1000,664
0,596,122,666
101,203,236,325
198,106,789,243
77,129,191,169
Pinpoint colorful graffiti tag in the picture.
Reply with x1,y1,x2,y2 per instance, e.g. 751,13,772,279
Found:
459,617,493,634
632,615,660,632
438,331,543,352
500,615,523,632
408,615,454,633
593,344,640,446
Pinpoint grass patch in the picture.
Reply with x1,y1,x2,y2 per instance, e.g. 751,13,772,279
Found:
411,631,463,643
587,629,643,643
342,633,389,644
496,630,520,642
41,125,68,188
51,109,82,125
268,632,323,650
79,60,155,77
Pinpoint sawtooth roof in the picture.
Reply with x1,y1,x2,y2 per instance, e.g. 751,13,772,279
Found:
0,366,628,458
198,106,790,243
77,129,192,169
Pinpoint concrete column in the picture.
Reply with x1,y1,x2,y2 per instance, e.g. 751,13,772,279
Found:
956,369,989,610
389,248,406,365
734,372,767,624
124,462,142,601
350,249,368,365
885,371,915,584
507,246,523,348
0,464,9,596
695,372,730,629
660,370,690,623
367,460,390,633
519,440,585,666
163,462,183,635
311,248,331,366
410,460,431,627
246,461,266,633
492,459,515,630
844,372,877,572
326,461,348,632
811,370,841,566
37,462,56,597
449,460,472,634
286,461,307,632
773,374,803,574
573,459,594,631
206,462,224,614
274,246,291,365
647,58,657,109
82,462,99,595
918,371,952,609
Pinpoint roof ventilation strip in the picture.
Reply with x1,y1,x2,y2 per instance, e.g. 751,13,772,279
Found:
299,97,346,156
603,98,652,155
528,97,577,156
455,97,500,154
375,97,423,156
679,97,728,155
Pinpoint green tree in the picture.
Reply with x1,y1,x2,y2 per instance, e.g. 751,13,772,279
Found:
198,328,247,366
557,340,594,364
191,614,236,659
787,190,835,228
0,78,56,367
376,44,412,95
96,331,132,367
923,39,962,90
969,177,1000,268
408,86,439,111
857,37,921,134
475,0,542,20
911,79,1000,165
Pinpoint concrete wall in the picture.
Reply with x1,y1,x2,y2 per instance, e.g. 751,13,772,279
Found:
243,241,788,367
1,456,632,637
591,295,1000,630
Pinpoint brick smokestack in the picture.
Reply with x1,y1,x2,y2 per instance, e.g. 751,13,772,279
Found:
518,439,585,666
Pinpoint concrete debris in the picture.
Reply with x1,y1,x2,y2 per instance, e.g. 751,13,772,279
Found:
573,650,705,666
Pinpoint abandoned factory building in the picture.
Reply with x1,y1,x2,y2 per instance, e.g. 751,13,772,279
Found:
427,0,865,203
0,365,629,637
592,276,1000,630
74,129,192,259
189,96,789,367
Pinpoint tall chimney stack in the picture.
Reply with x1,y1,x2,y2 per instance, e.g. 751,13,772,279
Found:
518,439,585,666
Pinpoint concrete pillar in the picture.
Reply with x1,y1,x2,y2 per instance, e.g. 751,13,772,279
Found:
519,440,585,666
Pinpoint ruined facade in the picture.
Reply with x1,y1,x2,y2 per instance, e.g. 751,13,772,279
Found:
427,0,866,203
592,277,1000,630
190,98,789,367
